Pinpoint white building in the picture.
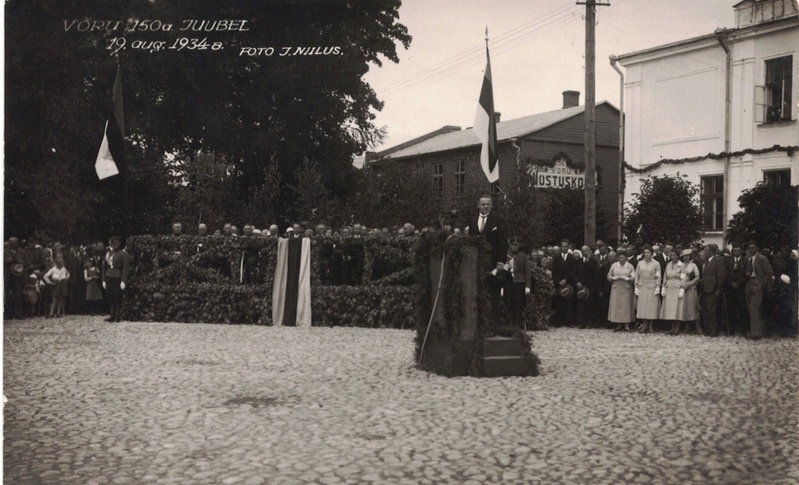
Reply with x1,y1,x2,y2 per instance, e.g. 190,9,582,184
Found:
617,0,798,247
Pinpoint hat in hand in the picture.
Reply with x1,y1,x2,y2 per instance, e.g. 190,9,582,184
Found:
11,263,24,276
558,284,574,298
576,287,590,300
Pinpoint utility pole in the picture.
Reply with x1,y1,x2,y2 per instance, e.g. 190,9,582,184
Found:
578,0,609,247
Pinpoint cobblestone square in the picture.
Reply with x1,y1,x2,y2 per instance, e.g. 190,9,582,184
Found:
4,317,798,484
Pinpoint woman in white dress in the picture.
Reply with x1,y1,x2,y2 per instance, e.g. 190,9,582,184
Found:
660,250,683,334
607,250,636,331
635,246,661,333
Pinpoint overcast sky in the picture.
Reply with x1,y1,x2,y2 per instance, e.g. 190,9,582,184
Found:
363,0,738,151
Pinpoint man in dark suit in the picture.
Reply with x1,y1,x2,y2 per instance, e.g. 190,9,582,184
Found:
745,241,774,339
574,245,598,327
551,239,576,326
701,244,726,337
472,195,507,326
593,240,612,327
724,245,748,336
653,243,670,273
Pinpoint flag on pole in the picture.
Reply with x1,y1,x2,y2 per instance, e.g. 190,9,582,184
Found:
95,67,125,180
474,38,499,183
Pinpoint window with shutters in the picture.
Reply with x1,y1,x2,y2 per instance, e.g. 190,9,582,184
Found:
701,175,724,232
764,55,793,122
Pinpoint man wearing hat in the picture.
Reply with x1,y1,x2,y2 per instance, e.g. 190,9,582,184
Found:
503,236,533,328
551,239,576,326
102,235,131,322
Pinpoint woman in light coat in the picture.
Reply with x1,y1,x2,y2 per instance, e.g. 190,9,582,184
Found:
607,250,636,331
635,246,661,333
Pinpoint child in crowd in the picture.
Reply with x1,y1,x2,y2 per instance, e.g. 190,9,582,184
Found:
32,270,47,316
44,255,70,318
23,274,40,318
83,258,103,315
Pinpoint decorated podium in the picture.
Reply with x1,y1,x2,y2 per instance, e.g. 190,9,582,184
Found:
415,232,539,377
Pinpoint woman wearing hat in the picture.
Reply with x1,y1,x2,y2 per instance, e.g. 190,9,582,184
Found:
660,250,683,334
635,246,662,333
607,249,636,331
676,248,701,333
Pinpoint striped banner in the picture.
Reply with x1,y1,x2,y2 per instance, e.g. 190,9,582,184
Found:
272,237,312,327
474,44,499,183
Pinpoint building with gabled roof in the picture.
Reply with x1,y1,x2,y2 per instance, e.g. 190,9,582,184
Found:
368,91,621,243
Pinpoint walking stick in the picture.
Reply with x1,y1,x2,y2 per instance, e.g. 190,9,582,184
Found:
721,291,729,336
418,254,446,366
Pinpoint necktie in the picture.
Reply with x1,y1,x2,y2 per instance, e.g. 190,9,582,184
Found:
479,215,486,233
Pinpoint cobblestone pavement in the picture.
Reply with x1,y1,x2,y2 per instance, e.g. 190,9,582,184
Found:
3,317,798,485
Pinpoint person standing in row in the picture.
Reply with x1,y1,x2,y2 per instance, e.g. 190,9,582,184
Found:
103,235,130,323
43,255,69,318
701,244,727,337
635,246,661,333
608,250,636,332
502,236,532,328
552,239,576,326
677,248,701,333
724,244,749,336
661,250,683,334
744,241,774,339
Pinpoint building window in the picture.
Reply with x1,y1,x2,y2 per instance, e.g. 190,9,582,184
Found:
454,160,466,197
433,163,444,199
765,56,793,122
764,169,791,186
701,175,724,232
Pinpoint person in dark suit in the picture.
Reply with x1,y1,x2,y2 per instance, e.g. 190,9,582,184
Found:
653,243,669,273
471,194,507,326
593,240,613,327
574,245,598,328
701,244,726,337
502,236,532,328
744,241,774,339
551,239,576,326
724,245,748,336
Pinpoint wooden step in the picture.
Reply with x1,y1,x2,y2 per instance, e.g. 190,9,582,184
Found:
484,336,527,357
482,356,532,377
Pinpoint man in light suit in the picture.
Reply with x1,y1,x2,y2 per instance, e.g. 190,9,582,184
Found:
745,241,774,339
701,244,726,337
471,194,507,326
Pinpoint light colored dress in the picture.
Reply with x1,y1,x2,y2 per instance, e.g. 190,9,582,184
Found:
660,261,683,320
607,261,636,323
676,261,700,321
635,259,661,319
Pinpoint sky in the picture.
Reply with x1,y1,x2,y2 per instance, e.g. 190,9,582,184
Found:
363,0,738,152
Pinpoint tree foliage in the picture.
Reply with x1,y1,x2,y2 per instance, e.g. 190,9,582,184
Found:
623,174,703,246
725,182,798,251
5,0,411,240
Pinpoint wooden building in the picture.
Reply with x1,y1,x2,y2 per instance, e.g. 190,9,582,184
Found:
368,91,621,241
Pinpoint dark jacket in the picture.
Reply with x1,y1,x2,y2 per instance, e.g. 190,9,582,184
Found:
473,212,507,268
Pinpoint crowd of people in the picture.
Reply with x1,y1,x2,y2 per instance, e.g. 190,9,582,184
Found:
541,239,798,339
5,198,797,339
3,236,130,321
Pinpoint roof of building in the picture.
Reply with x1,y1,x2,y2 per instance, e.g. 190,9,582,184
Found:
379,101,615,160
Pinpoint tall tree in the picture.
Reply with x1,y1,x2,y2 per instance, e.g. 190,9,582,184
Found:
623,174,703,246
725,182,798,251
5,0,411,239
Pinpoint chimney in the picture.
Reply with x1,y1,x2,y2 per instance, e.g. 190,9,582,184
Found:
494,112,501,123
562,90,580,108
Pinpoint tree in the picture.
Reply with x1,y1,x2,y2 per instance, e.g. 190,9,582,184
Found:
5,0,411,239
725,182,798,251
623,174,703,246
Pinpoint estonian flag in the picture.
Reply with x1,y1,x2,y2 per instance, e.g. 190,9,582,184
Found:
272,237,312,327
474,43,499,183
95,67,125,180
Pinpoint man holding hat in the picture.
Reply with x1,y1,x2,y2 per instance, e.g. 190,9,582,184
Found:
574,245,598,328
503,236,533,328
551,239,576,326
